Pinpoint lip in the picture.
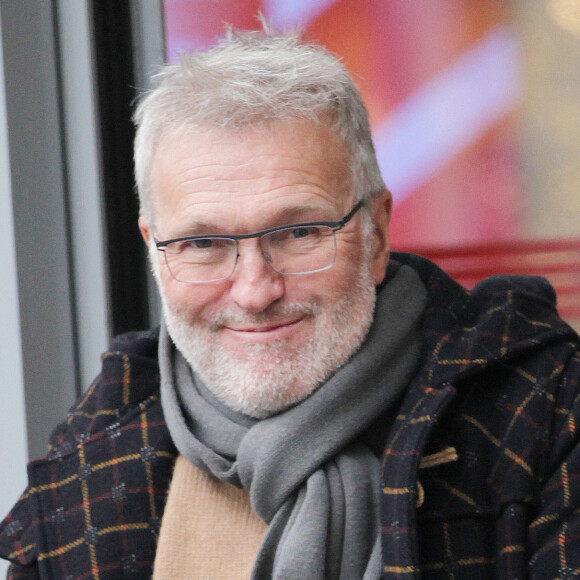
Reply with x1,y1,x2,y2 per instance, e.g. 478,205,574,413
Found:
222,317,305,341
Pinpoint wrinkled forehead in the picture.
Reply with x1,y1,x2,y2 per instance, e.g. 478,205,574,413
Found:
149,119,354,227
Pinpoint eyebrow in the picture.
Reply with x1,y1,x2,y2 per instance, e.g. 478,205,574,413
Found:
178,204,338,237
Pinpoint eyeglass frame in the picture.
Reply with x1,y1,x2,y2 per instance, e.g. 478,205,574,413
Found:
154,199,365,284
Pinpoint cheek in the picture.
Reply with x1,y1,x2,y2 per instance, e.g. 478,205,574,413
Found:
333,241,369,286
286,263,357,308
160,276,226,323
286,240,367,305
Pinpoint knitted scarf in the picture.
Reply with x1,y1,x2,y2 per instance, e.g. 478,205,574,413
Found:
159,262,427,579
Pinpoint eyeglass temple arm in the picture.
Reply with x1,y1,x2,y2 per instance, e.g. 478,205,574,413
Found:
331,199,365,231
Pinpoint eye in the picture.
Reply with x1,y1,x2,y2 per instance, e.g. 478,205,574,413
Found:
266,226,326,246
169,237,234,267
291,227,317,239
170,237,229,255
191,238,214,249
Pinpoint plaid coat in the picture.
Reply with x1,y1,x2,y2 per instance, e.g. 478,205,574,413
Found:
1,253,579,579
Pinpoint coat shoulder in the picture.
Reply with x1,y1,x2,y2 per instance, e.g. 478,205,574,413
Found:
49,327,162,452
0,327,176,578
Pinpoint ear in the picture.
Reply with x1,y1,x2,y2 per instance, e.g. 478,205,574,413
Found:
138,216,151,246
369,190,392,285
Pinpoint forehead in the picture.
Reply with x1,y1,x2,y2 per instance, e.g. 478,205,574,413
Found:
149,120,353,232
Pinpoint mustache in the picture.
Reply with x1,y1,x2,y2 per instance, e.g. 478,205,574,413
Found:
208,301,318,331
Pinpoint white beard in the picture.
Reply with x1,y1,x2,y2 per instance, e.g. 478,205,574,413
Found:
154,245,377,418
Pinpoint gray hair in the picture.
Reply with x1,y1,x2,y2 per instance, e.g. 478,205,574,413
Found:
133,25,386,221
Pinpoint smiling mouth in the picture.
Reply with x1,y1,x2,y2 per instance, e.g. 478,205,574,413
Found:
225,318,304,333
220,317,307,342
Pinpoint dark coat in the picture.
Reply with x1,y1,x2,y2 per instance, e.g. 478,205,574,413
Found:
2,253,580,579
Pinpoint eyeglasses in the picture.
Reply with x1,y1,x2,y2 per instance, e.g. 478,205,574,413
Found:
154,200,364,284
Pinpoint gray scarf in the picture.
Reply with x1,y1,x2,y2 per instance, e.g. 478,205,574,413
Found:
159,263,427,579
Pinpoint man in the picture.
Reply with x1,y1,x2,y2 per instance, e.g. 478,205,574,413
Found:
1,26,579,580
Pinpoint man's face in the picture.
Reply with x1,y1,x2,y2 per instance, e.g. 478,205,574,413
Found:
140,120,391,416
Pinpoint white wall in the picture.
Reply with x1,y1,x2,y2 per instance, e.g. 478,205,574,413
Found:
57,0,111,388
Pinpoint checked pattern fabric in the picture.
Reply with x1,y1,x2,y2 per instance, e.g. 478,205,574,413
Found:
1,253,580,579
0,330,177,579
379,253,580,578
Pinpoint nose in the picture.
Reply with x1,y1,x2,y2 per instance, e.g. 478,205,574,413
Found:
228,238,285,312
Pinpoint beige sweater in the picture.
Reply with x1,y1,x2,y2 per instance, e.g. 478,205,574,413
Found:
153,455,267,579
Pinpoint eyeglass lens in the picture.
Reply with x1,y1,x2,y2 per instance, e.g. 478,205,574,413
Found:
163,225,337,283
